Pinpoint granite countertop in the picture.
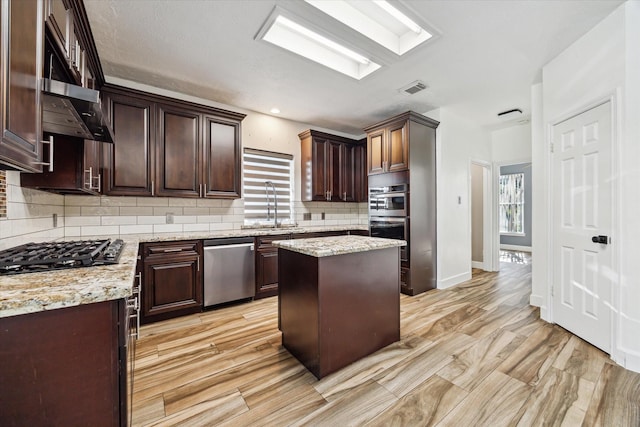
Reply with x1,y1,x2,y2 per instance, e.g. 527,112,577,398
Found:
273,235,406,257
133,224,368,243
0,237,140,319
0,225,369,319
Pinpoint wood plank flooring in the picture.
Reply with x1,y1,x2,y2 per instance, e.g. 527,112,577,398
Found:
131,253,640,426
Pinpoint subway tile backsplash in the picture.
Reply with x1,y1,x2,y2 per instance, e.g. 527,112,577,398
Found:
0,172,65,250
0,177,368,250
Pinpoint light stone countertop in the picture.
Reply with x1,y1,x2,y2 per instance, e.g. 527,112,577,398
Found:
273,235,406,258
0,237,140,319
0,225,369,319
133,224,368,243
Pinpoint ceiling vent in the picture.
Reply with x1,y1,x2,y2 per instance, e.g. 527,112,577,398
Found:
399,80,428,95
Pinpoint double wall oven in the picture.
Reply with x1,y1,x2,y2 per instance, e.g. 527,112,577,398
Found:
369,183,409,263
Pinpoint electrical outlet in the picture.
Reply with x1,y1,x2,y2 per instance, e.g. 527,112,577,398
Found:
303,213,311,221
52,213,58,228
166,213,174,224
321,212,325,220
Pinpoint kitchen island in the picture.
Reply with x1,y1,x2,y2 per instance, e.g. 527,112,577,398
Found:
274,235,405,379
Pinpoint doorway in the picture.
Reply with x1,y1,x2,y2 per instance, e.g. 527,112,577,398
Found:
470,161,492,271
551,101,614,353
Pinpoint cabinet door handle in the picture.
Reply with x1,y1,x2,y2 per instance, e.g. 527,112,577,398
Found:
343,192,347,200
96,173,101,193
84,167,93,189
48,135,54,172
203,184,206,198
151,180,155,196
37,135,54,171
197,257,200,271
162,248,184,253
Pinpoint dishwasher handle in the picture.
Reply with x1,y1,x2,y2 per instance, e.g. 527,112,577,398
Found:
204,243,254,251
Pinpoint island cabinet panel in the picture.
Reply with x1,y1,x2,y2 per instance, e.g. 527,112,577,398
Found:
156,105,201,197
0,300,125,426
0,0,44,172
279,247,400,379
141,241,203,324
299,129,366,202
203,116,241,198
102,91,155,196
101,85,245,199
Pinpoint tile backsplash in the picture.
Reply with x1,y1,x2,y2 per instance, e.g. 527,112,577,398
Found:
63,195,368,237
0,171,6,218
0,172,65,250
0,175,367,249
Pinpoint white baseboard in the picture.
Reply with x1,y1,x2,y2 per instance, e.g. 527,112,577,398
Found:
613,350,640,374
529,294,545,307
471,261,484,269
438,271,472,290
500,244,532,252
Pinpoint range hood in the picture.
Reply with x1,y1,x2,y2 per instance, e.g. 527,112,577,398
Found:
41,78,114,143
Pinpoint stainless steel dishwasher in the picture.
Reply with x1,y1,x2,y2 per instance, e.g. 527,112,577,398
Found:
203,237,256,307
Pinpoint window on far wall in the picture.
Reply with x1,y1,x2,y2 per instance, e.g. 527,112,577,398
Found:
243,148,293,224
499,173,524,234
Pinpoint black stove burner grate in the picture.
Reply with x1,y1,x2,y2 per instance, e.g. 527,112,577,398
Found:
0,239,125,275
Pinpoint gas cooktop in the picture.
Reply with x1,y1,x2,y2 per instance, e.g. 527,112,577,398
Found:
0,239,125,275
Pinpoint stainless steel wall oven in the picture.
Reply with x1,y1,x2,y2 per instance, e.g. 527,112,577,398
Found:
369,183,407,217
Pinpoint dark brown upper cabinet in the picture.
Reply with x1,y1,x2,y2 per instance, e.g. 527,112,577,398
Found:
365,119,409,175
156,105,201,197
101,85,245,199
203,116,241,198
20,135,103,194
102,90,155,196
299,129,366,203
0,0,45,172
44,0,103,89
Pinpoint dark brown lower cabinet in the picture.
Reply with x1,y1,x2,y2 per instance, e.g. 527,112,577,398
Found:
141,240,203,324
0,300,128,426
254,235,290,299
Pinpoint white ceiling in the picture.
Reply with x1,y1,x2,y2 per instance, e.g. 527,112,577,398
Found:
84,0,623,136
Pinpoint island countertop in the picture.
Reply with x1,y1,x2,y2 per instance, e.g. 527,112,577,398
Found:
273,235,406,258
0,237,140,319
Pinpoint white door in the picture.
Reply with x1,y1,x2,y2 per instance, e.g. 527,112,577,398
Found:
552,101,613,353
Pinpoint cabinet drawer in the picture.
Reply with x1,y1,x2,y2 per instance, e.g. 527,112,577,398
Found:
143,241,200,257
256,235,290,250
291,231,347,240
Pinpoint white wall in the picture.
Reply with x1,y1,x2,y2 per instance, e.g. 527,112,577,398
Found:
426,108,492,288
491,123,532,164
530,82,545,310
537,1,640,372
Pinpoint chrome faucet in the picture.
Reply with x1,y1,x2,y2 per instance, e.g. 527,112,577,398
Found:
265,181,278,227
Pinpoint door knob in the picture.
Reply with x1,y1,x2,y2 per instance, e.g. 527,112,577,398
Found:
591,235,609,244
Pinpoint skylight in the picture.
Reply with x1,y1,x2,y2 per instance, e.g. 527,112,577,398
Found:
305,0,432,55
258,13,381,80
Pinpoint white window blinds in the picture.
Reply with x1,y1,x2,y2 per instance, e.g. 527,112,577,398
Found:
243,148,293,222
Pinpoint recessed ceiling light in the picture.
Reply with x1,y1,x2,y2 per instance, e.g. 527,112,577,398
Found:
270,107,281,114
305,0,433,56
256,11,381,80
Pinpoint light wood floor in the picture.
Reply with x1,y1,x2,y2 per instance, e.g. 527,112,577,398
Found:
132,254,640,426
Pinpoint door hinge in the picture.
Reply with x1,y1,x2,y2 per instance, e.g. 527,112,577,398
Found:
550,142,554,153
551,283,554,297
